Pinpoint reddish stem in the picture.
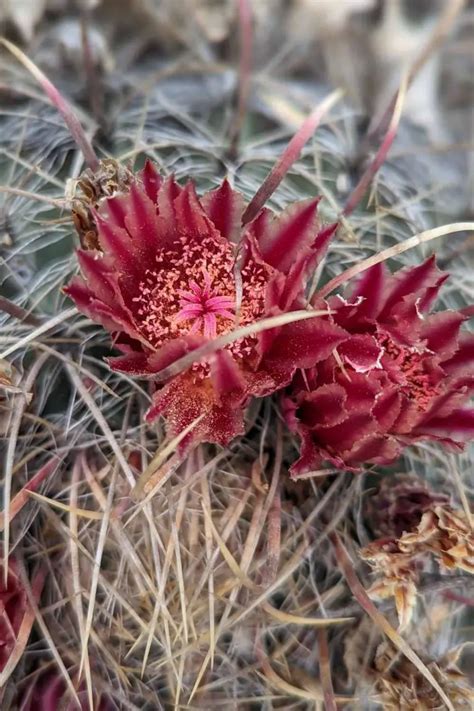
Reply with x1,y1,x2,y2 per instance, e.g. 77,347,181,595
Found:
242,90,343,225
229,0,253,156
343,77,406,217
318,628,337,711
1,39,99,171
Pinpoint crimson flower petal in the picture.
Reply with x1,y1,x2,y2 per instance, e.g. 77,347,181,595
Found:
95,213,142,274
347,261,386,320
146,373,245,448
201,178,244,242
339,334,383,373
378,256,441,320
139,159,162,203
263,318,348,371
258,198,321,273
297,384,347,428
415,409,474,439
420,311,466,360
442,333,474,377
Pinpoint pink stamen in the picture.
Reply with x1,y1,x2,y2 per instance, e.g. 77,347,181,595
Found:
174,268,237,339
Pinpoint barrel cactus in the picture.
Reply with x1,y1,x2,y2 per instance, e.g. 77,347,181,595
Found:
0,2,472,708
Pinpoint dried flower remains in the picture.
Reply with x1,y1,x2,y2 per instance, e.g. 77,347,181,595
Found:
361,504,474,628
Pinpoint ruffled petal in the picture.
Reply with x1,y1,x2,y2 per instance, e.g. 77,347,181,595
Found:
378,256,442,320
442,333,474,377
347,262,386,320
124,182,161,258
339,334,383,373
145,372,245,448
156,174,181,231
146,336,205,374
107,351,152,375
263,318,348,371
174,181,215,238
95,213,142,274
312,413,379,453
76,250,119,307
289,429,327,478
372,388,402,431
413,409,474,441
337,371,380,415
297,383,347,428
341,434,402,466
65,277,138,337
210,350,246,403
420,311,466,360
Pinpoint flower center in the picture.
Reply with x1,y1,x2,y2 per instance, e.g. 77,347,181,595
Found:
175,267,236,339
379,334,439,408
132,234,268,364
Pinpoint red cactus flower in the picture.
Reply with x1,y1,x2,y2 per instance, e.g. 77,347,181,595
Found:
284,257,474,476
0,559,27,672
65,161,346,446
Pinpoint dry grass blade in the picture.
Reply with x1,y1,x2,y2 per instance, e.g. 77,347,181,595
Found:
69,458,94,711
330,532,455,711
242,88,344,224
201,503,256,590
66,362,136,488
0,185,66,207
199,467,215,670
0,39,99,170
79,465,117,677
261,604,352,627
263,485,281,586
257,640,356,705
0,307,78,360
27,491,104,520
3,354,49,585
317,222,474,300
448,457,473,530
0,457,60,531
151,309,330,383
131,417,204,499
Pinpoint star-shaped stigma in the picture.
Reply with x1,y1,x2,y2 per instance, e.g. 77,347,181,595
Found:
175,269,236,339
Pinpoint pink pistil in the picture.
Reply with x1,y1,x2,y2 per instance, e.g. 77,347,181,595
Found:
176,269,236,339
